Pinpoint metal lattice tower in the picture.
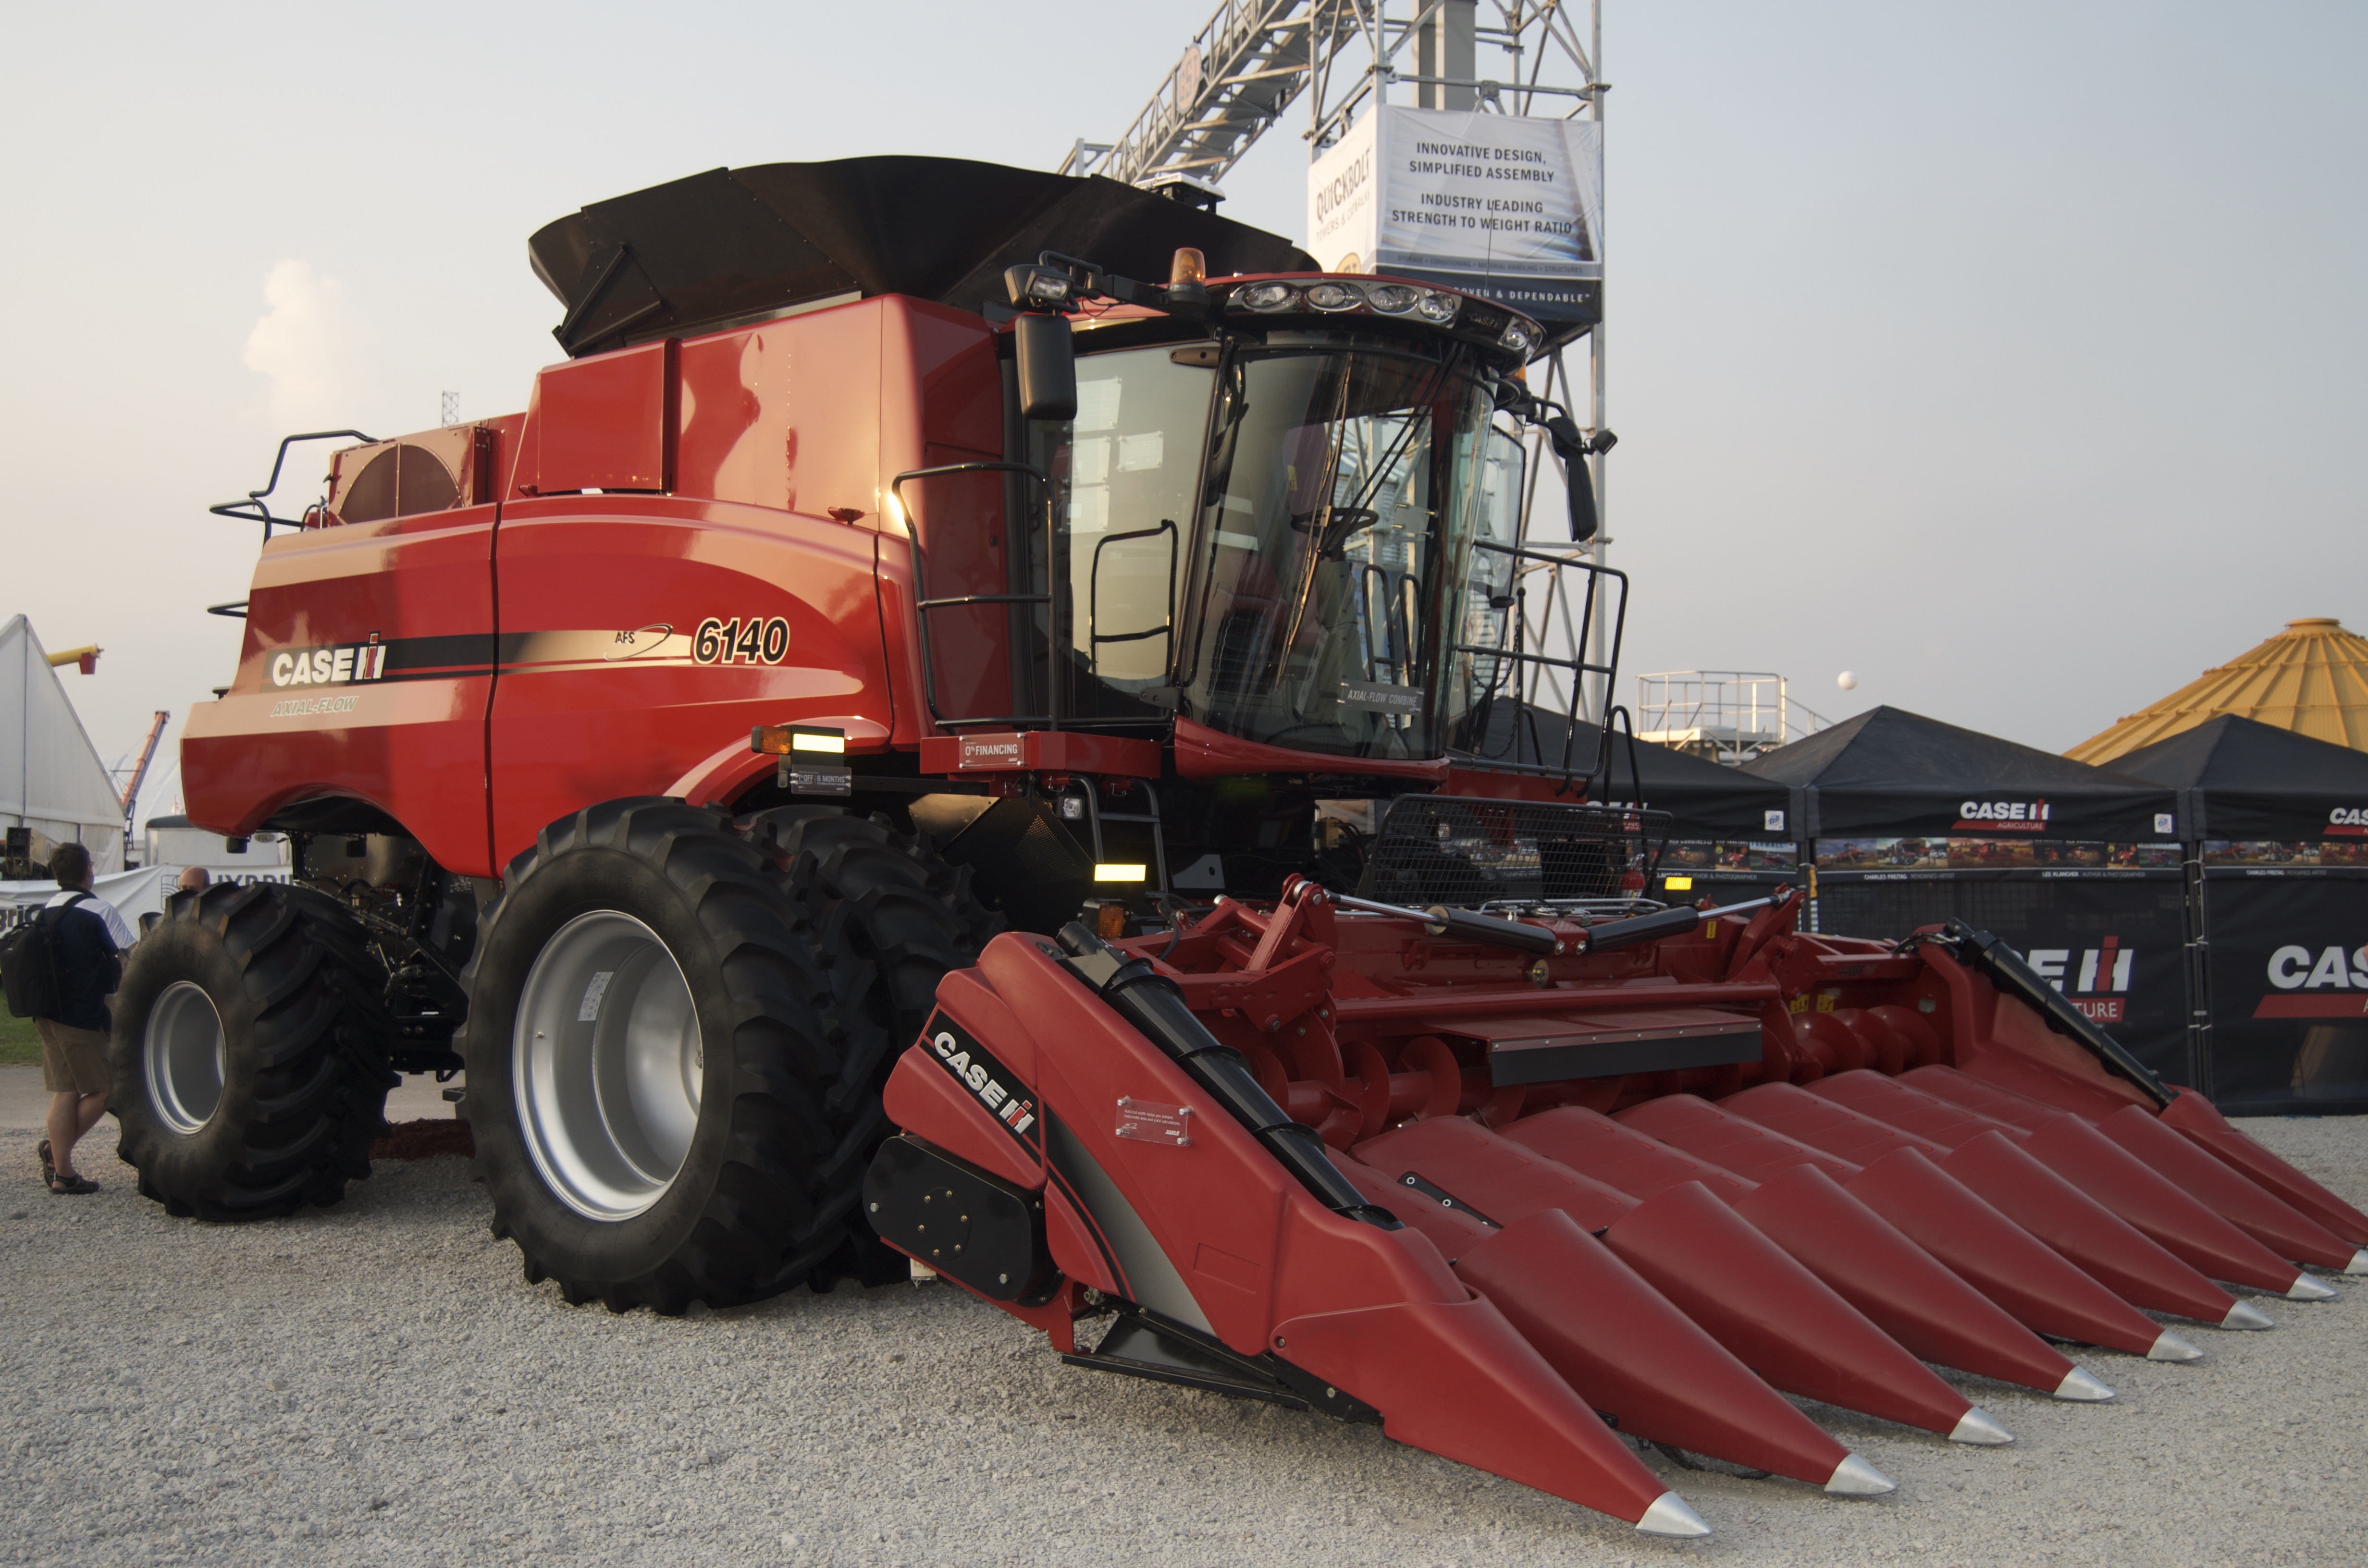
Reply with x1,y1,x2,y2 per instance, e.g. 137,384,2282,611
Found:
1061,2,1616,713
1060,2,1603,190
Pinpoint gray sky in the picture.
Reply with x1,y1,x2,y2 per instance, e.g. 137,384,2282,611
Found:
3,1,2359,821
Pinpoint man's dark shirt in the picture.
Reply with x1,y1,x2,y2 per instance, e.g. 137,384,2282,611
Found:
46,897,123,1032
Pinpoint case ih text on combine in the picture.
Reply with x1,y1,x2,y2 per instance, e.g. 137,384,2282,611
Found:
121,159,2367,1539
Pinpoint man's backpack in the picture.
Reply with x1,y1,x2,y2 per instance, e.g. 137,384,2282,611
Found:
0,892,93,1021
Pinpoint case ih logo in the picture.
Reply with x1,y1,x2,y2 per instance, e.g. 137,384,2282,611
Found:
2029,937,2134,1023
1954,799,2050,833
925,1013,1037,1143
2329,808,2368,837
2255,943,2368,1019
269,639,388,687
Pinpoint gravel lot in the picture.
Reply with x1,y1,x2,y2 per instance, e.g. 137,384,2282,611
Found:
1,1075,2361,1567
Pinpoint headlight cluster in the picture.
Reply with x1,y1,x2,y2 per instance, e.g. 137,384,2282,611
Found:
1229,277,1463,325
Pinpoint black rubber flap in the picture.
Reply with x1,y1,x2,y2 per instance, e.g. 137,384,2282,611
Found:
933,795,1095,939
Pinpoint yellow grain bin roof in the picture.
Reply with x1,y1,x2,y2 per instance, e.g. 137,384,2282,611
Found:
2068,618,2368,765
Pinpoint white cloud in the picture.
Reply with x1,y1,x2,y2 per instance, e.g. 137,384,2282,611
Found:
241,259,372,426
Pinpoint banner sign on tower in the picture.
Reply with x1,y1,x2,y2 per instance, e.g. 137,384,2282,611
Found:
1307,105,1603,331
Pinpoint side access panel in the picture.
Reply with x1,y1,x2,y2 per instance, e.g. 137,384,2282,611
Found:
487,494,893,863
182,500,497,877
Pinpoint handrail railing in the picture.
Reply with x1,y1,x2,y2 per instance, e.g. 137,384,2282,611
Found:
892,461,1058,731
1448,541,1629,796
1634,670,1832,762
1086,519,1180,680
209,430,377,546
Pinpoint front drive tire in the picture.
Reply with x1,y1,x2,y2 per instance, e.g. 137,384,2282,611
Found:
459,798,882,1313
111,882,395,1221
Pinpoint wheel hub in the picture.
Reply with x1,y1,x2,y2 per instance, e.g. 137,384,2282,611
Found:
514,910,704,1220
144,980,225,1135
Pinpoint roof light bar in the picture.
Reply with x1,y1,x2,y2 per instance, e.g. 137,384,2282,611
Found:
1224,277,1515,343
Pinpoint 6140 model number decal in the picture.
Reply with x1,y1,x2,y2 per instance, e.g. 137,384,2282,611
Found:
692,616,790,665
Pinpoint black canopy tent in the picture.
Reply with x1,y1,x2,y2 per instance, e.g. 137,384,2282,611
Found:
1454,708,1798,903
1743,706,2183,842
2111,716,2368,1111
1745,707,2191,1080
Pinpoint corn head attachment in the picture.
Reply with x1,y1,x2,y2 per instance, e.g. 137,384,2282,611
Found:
867,794,2364,1534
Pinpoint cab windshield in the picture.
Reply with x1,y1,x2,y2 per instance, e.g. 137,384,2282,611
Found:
1033,338,1508,761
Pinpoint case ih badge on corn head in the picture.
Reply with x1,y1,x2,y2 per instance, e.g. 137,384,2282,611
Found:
125,158,2364,1540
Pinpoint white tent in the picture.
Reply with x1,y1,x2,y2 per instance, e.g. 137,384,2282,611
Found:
0,865,170,932
145,815,289,884
0,614,124,874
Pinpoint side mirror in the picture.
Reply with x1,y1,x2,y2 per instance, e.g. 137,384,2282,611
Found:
1014,314,1077,423
1541,413,1598,543
1566,463,1598,543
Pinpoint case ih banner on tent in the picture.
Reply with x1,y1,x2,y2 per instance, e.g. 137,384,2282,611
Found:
2109,715,2368,1111
2199,878,2368,1111
1307,106,1604,333
1744,709,2190,1082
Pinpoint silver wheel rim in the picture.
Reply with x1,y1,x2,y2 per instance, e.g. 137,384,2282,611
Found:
145,980,225,1135
513,910,703,1221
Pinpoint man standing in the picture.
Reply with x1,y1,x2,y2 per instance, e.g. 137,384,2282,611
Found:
36,843,134,1195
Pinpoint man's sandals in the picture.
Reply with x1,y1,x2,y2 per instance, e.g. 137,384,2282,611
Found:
39,1139,97,1193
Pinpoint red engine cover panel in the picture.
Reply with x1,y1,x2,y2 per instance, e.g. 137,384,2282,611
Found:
530,343,667,494
181,501,500,875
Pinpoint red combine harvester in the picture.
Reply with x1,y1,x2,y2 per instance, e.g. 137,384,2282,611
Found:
122,159,2364,1539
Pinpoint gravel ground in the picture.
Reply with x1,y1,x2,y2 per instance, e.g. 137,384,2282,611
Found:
0,1104,2361,1568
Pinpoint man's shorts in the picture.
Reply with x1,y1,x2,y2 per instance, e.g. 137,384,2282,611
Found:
36,1020,110,1095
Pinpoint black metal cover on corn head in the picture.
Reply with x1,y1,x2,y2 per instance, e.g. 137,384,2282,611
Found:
529,157,1317,356
863,1135,1053,1303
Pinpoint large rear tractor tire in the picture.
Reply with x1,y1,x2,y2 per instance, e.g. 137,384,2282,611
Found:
111,882,396,1221
740,806,1004,1050
462,798,892,1312
739,806,1006,1286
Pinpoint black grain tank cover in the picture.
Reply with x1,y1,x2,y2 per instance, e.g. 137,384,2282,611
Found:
530,156,1317,356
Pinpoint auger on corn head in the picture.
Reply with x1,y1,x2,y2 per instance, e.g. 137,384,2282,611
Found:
132,157,2362,1542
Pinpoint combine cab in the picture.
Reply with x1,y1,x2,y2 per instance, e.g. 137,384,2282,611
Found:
117,158,2363,1540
